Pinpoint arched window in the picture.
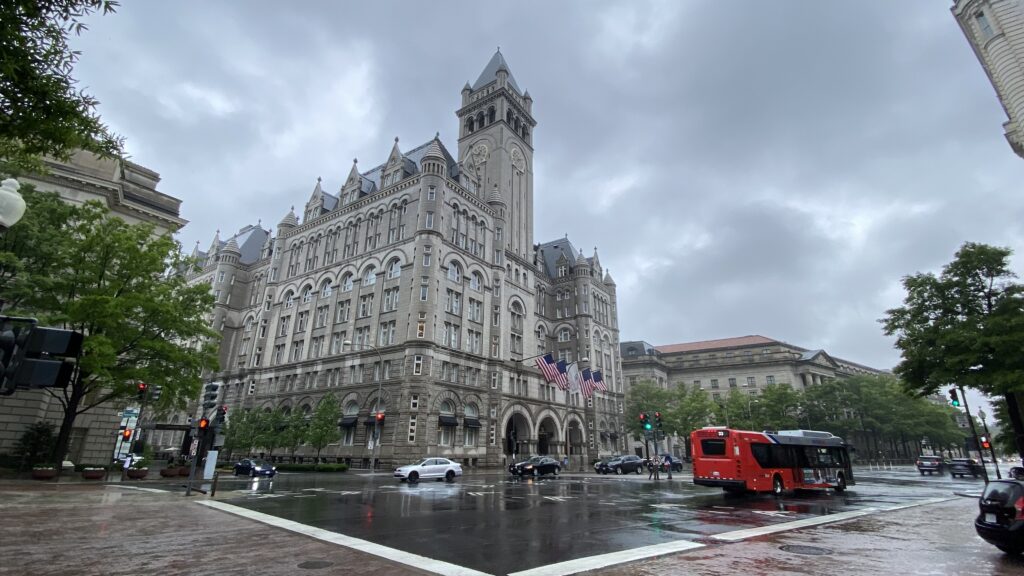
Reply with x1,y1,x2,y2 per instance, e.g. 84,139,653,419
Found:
387,259,402,279
511,302,524,331
245,317,254,332
487,106,495,124
467,117,475,133
439,399,456,446
476,112,485,128
363,267,376,286
283,291,295,308
341,274,353,292
302,287,313,303
559,328,571,342
469,272,482,291
440,400,455,415
506,109,513,123
448,262,462,283
321,281,332,298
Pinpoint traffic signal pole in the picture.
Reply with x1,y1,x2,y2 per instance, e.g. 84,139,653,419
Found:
957,384,989,484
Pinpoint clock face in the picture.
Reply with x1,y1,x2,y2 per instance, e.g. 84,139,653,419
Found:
511,147,525,172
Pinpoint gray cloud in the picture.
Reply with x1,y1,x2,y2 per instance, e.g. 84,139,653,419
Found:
66,0,1024,374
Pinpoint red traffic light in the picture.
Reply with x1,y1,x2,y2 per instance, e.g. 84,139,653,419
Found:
654,411,661,419
198,417,209,430
638,412,646,422
137,382,147,391
981,436,991,450
122,429,131,440
375,411,385,421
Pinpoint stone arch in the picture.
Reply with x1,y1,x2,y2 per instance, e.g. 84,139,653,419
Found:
565,412,586,455
431,389,463,414
501,403,534,457
363,388,391,413
535,409,562,456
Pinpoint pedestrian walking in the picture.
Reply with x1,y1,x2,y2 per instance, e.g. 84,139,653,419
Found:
648,456,660,480
664,453,673,480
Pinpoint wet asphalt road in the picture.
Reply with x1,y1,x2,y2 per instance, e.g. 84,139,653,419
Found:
212,466,986,575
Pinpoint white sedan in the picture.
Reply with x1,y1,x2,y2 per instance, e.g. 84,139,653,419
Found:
394,457,463,483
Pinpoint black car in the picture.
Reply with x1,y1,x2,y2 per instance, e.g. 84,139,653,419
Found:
234,458,276,477
975,477,1024,555
511,456,560,477
602,454,644,475
656,454,684,473
916,455,947,475
949,457,984,478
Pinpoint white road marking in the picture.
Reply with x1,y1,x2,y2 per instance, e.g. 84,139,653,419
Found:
543,496,575,502
508,539,705,576
197,500,493,576
111,485,166,494
883,497,954,510
467,492,497,496
752,510,794,518
712,508,881,541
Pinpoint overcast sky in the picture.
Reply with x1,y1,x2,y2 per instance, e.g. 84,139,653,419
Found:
69,1,1023,393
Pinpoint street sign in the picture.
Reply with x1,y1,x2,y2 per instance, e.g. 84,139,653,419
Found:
189,438,199,456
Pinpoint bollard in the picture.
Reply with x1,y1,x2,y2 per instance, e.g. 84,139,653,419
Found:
211,471,219,497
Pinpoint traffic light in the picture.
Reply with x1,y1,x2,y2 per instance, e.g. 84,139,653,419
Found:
949,388,961,407
150,386,162,402
655,411,663,429
0,318,82,396
198,417,209,431
137,382,148,401
122,428,132,441
202,382,221,410
981,436,991,450
640,412,652,431
212,405,227,431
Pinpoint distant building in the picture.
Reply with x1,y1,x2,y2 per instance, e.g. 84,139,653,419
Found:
619,335,884,456
952,0,1024,158
0,151,185,464
186,51,625,469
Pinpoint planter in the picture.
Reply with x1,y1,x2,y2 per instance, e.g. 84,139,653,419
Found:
159,468,177,478
177,466,190,476
126,468,149,480
31,469,57,480
81,469,106,480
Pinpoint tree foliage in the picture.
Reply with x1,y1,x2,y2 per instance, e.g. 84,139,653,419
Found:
0,186,219,466
1,0,123,174
882,242,1024,457
306,395,341,462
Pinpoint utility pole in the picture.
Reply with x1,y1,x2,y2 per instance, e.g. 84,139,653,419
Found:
957,384,989,483
978,409,1002,480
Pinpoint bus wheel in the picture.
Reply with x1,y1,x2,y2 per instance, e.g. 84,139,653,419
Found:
835,473,847,493
772,475,785,497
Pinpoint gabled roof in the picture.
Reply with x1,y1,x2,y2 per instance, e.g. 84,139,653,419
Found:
799,349,840,368
537,238,579,279
472,49,522,94
655,335,778,354
356,138,460,195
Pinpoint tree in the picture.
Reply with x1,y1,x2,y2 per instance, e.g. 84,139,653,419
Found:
882,242,1024,459
13,421,55,470
0,187,219,468
256,408,287,458
1,0,123,174
306,395,341,465
223,409,262,460
281,408,308,461
624,381,672,436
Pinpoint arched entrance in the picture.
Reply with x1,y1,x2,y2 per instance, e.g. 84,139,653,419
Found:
504,413,530,458
537,417,557,455
566,421,584,455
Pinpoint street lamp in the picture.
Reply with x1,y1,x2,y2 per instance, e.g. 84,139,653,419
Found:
0,178,26,231
344,339,384,472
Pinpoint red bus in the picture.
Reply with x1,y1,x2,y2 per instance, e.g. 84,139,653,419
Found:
691,427,854,495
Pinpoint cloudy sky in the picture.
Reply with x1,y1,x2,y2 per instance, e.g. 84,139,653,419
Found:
70,1,1022,385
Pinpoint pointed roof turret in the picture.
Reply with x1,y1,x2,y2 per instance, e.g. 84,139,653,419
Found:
279,206,298,228
421,133,444,161
345,158,360,186
472,49,521,94
386,136,404,167
487,183,505,206
604,269,616,286
311,176,323,198
222,237,241,255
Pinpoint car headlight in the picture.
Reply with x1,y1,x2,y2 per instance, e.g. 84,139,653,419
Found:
525,465,533,469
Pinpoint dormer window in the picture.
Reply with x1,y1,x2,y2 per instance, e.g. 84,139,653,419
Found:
558,265,567,278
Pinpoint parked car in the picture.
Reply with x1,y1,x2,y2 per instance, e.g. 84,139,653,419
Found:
950,458,984,478
593,457,615,474
511,456,561,477
915,455,947,475
657,454,684,473
974,478,1024,555
394,457,463,483
605,454,644,475
234,459,276,477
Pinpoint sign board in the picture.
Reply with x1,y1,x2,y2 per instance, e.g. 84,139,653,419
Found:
189,438,199,457
203,450,218,480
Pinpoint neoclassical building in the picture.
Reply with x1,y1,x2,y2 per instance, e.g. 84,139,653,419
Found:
185,51,624,469
953,0,1024,158
619,335,884,456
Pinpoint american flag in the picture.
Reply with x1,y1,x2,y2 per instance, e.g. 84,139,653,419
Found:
535,354,565,387
554,360,569,390
593,370,607,391
581,368,596,398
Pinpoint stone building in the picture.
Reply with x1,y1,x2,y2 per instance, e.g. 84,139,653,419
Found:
0,151,186,464
185,51,624,469
952,0,1024,158
619,335,883,456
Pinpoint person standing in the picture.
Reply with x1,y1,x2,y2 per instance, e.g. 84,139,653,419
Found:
664,453,674,480
648,454,660,480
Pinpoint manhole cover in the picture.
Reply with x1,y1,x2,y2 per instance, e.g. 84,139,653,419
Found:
779,545,833,556
297,560,334,570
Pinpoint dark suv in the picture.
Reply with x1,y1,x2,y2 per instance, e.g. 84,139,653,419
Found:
950,458,984,478
975,476,1024,555
915,455,947,475
605,454,644,475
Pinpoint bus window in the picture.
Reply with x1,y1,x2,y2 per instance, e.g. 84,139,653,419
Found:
751,443,798,468
701,438,726,456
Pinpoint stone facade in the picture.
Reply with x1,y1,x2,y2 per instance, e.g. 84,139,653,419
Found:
0,152,186,465
619,335,883,456
185,51,625,469
953,0,1024,158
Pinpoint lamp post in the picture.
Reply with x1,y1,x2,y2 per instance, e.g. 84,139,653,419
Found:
344,340,384,472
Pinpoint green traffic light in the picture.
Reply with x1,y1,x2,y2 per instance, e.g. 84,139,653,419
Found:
644,423,652,430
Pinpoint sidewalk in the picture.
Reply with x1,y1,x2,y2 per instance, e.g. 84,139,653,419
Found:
0,480,1021,575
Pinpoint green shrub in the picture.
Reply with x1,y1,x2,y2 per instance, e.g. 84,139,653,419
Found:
13,422,56,469
274,463,348,473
